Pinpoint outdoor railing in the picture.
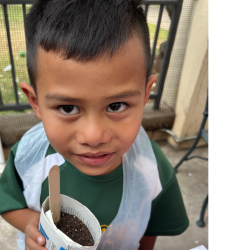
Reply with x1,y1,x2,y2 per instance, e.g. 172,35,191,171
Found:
0,0,183,111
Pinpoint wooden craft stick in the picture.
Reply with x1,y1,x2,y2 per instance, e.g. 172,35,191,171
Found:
49,165,61,224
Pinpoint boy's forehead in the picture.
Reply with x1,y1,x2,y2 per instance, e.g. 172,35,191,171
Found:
35,37,147,96
36,36,146,75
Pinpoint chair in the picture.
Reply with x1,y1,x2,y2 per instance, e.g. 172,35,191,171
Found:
174,89,208,227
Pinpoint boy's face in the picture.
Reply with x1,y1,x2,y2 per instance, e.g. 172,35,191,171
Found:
21,37,156,176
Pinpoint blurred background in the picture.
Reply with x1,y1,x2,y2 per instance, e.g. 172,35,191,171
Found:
0,0,208,249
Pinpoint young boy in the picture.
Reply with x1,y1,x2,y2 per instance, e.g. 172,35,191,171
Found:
0,0,189,249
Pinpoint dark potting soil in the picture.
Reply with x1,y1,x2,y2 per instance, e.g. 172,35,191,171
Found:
56,212,94,246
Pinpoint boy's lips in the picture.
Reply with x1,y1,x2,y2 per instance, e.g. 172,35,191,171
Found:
75,152,114,166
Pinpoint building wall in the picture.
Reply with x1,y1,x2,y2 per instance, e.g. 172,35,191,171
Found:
161,0,196,110
166,0,208,148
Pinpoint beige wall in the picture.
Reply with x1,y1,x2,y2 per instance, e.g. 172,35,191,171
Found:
161,0,196,110
167,0,208,149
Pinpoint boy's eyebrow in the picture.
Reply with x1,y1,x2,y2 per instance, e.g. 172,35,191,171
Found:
45,90,141,102
45,94,81,102
107,90,141,100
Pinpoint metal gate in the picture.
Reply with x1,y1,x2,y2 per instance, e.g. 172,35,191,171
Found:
0,0,183,112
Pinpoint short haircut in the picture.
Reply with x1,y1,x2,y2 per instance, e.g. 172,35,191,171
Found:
25,0,151,92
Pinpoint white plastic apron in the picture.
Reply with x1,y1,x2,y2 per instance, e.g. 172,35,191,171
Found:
15,122,161,250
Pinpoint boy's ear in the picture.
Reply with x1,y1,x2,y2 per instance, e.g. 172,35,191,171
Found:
20,82,42,120
144,75,157,106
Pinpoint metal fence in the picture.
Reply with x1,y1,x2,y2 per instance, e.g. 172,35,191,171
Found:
0,0,183,112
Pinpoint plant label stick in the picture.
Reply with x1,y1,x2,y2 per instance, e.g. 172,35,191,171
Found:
49,165,61,224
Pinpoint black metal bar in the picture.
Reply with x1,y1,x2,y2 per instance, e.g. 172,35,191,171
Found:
149,93,157,99
174,114,208,172
153,0,183,110
22,4,26,23
3,4,19,105
150,5,164,73
144,4,149,18
175,116,208,172
187,156,208,161
142,0,179,4
0,0,33,4
196,194,208,227
0,87,3,106
22,3,27,53
174,93,208,172
0,0,179,4
0,1,180,6
0,103,31,112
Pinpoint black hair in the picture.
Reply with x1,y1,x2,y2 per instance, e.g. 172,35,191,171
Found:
25,0,151,92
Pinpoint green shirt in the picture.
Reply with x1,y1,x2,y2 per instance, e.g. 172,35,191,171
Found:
0,140,188,236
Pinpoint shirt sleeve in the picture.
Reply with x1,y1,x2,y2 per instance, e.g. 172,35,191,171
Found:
144,140,189,236
0,142,27,215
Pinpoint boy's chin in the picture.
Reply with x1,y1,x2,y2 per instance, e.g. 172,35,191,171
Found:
71,157,122,176
74,164,115,176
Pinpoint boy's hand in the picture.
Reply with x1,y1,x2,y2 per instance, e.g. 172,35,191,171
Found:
25,215,46,250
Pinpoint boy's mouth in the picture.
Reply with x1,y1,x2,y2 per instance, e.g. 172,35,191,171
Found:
75,152,114,166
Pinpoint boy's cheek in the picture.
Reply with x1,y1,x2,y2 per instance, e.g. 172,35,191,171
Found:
42,121,72,150
115,120,142,152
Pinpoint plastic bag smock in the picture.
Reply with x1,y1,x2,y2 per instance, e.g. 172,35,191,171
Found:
14,122,162,250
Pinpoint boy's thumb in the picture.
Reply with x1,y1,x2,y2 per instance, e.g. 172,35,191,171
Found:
37,236,45,245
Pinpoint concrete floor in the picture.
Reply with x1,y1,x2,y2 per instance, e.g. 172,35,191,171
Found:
0,141,208,250
154,142,208,250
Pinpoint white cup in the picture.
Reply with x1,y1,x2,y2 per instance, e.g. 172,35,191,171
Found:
39,194,102,250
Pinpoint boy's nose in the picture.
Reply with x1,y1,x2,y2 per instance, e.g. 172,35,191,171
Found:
75,117,111,147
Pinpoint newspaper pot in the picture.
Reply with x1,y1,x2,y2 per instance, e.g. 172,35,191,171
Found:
39,194,101,250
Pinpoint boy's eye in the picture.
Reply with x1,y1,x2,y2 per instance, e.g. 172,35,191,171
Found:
106,102,127,113
58,105,80,115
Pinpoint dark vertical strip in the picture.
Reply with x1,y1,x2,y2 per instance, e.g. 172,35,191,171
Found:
0,87,3,106
22,4,27,53
3,4,19,105
22,4,26,24
150,5,164,74
144,4,149,18
153,0,183,110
